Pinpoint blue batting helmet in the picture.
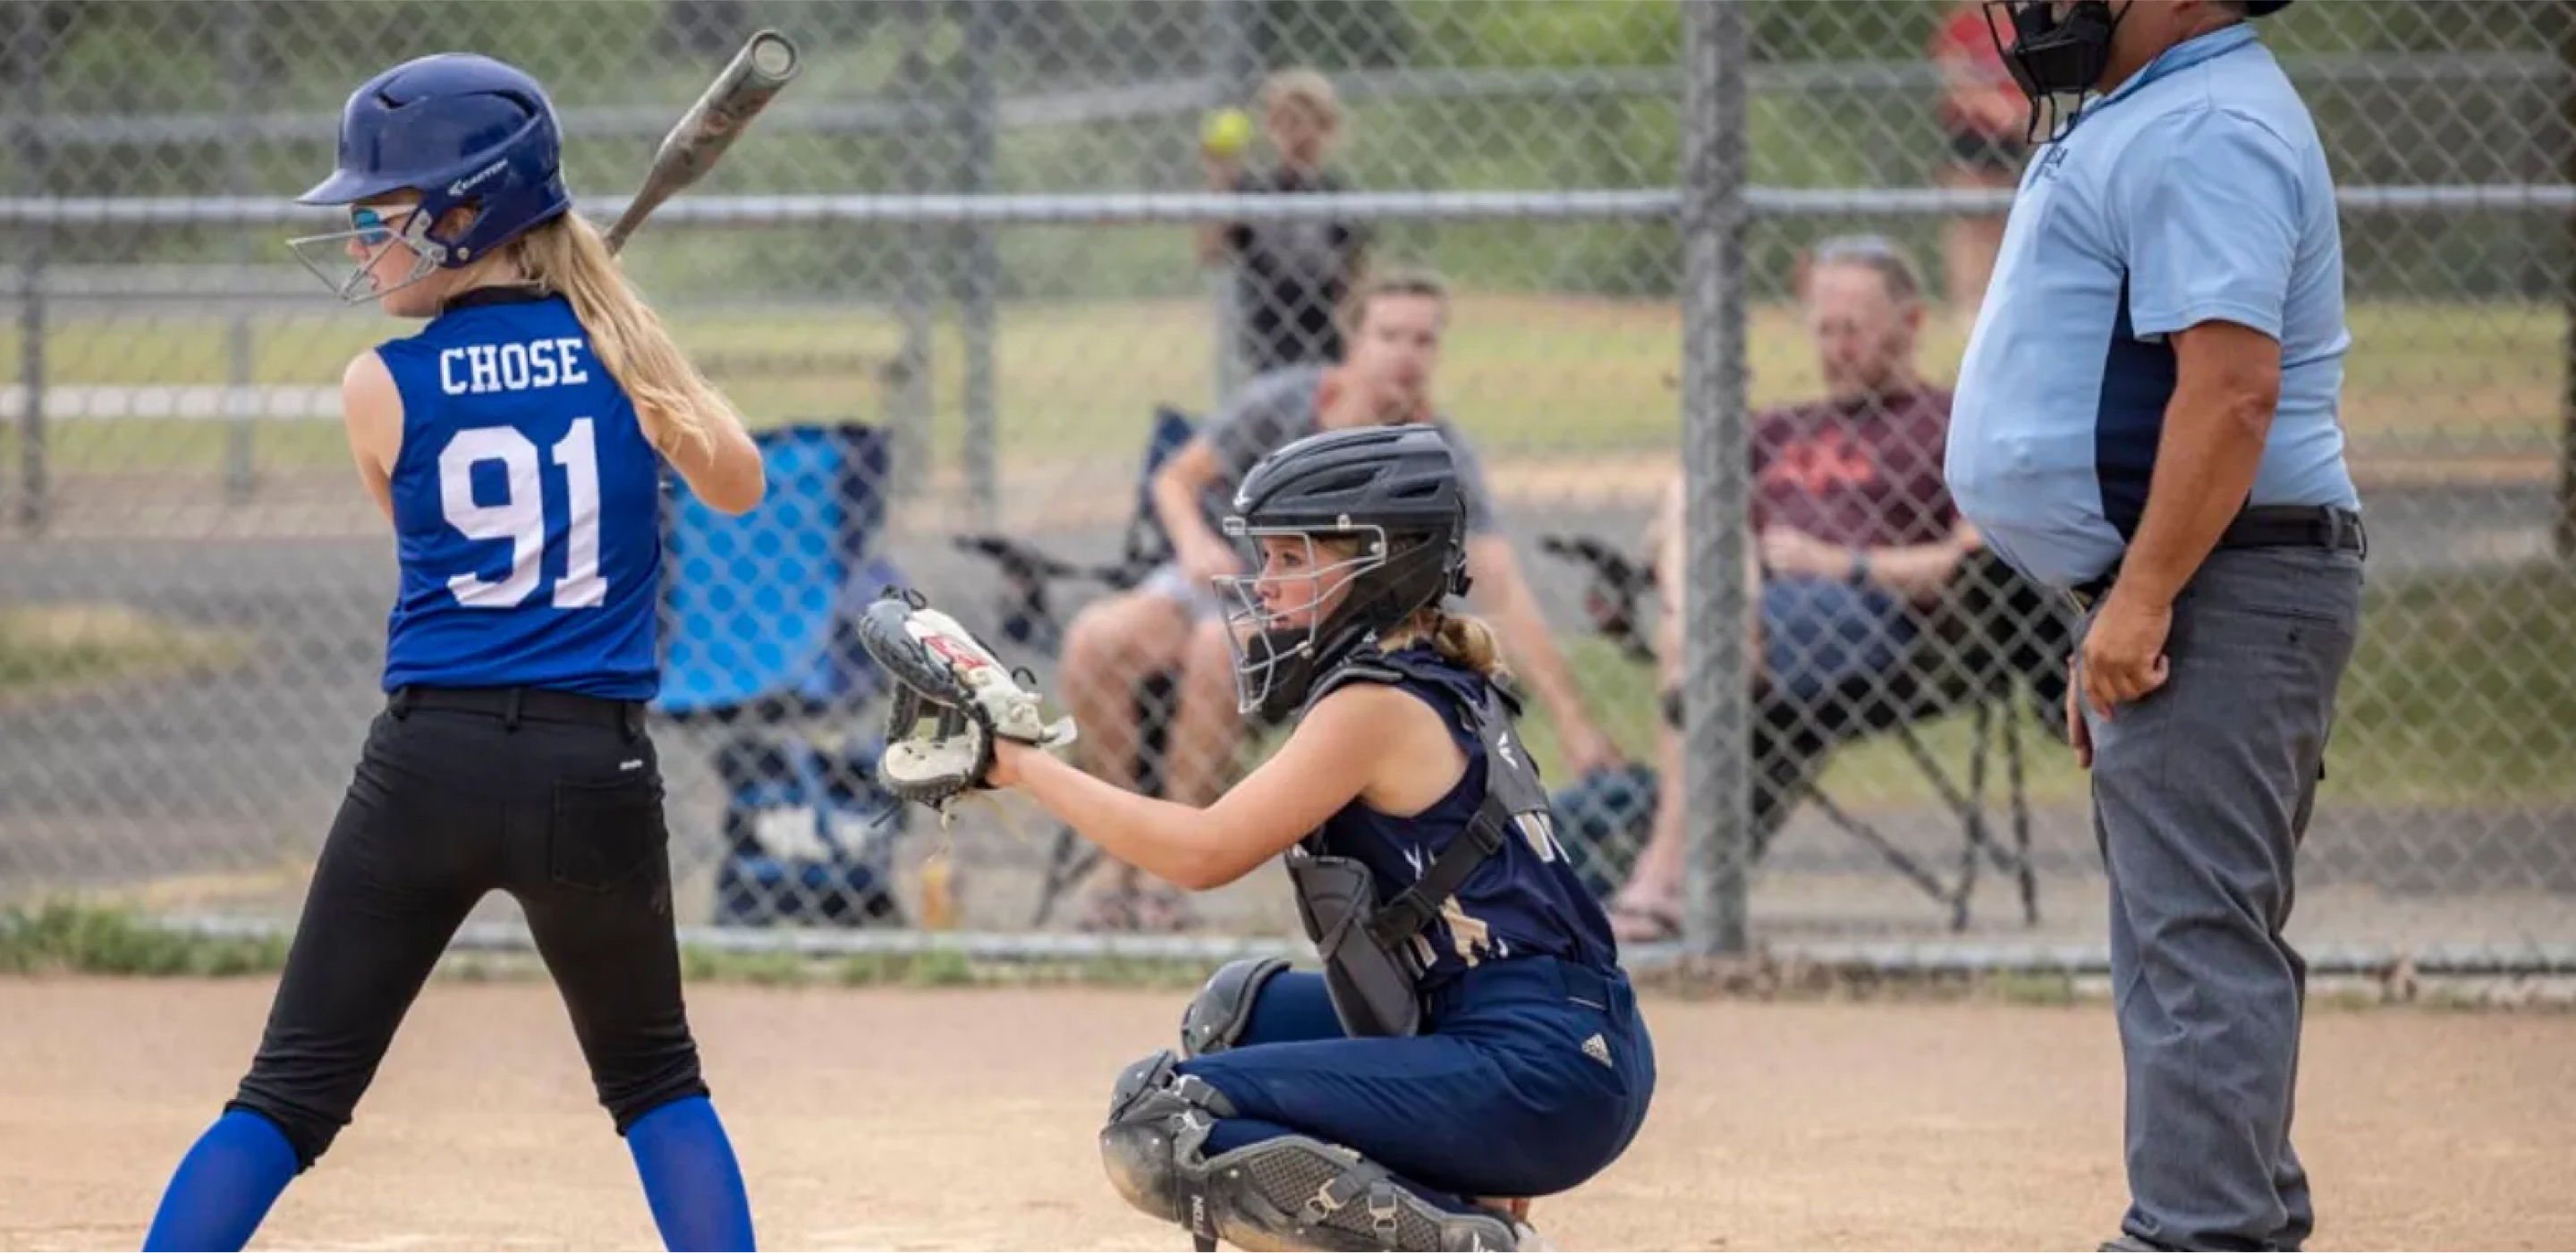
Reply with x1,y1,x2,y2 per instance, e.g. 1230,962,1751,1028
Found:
289,53,572,299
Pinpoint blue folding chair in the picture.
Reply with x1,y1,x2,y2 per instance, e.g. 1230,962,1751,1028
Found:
657,421,913,928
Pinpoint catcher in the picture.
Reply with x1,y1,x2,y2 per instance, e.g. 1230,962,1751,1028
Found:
859,425,1656,1251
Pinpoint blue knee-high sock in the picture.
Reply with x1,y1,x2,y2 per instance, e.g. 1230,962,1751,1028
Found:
142,1108,301,1252
626,1096,755,1252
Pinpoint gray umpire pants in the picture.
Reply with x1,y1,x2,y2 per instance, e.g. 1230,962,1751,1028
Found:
2080,545,2364,1253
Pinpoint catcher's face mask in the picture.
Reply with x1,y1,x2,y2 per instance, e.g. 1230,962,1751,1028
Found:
1216,528,1381,721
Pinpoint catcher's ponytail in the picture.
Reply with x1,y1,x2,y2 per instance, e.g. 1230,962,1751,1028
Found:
1385,607,1508,681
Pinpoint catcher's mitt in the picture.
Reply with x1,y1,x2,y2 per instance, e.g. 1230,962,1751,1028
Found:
856,588,1078,817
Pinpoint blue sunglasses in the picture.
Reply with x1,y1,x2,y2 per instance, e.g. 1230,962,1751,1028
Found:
348,206,403,247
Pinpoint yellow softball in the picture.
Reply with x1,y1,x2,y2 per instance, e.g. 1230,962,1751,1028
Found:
1200,107,1255,159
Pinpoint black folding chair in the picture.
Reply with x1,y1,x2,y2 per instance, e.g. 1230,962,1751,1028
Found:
952,406,1200,926
1540,536,2074,931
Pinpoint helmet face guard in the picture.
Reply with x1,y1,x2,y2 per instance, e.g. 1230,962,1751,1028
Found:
286,203,450,304
1216,518,1463,724
1216,523,1389,724
1216,422,1476,720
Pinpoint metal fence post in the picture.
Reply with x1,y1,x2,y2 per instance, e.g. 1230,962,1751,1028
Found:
12,0,49,537
223,2,257,504
1203,0,1258,404
2557,4,2576,563
957,0,1002,529
1679,0,1753,959
890,1,936,505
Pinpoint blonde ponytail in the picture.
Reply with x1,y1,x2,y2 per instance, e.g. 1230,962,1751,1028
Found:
506,212,739,460
1383,606,1509,680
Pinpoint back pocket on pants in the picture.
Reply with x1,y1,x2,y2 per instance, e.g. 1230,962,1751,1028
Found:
549,775,669,894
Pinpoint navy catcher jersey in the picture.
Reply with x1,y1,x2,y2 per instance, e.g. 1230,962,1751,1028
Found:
374,289,665,699
1313,647,1622,988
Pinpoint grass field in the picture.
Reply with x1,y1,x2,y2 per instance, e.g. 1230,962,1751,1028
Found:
0,601,248,709
0,294,2562,482
2,292,2566,825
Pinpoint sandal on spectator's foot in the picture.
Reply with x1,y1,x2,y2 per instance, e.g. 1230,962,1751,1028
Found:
1609,900,1682,943
1131,884,1201,933
1072,885,1142,933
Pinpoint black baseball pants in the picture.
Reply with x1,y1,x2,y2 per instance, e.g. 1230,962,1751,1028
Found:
226,685,708,1169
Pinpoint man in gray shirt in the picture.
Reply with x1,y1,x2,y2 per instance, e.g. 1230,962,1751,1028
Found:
1058,270,1626,931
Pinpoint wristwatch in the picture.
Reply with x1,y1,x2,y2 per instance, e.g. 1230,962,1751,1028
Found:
1846,548,1871,587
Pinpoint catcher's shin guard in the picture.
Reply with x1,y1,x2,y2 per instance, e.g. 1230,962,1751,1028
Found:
1098,1051,1541,1252
1180,957,1292,1058
1101,1050,1233,1249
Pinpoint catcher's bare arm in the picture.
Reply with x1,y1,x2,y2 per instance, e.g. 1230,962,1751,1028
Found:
857,588,1471,887
993,682,1453,890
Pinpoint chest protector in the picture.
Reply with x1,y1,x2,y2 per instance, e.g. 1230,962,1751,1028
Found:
1284,649,1558,1039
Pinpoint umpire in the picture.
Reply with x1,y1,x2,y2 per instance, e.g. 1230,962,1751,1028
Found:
1945,3,2363,1250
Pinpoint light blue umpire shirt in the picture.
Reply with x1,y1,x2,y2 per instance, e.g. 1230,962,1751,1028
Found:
1945,21,2359,593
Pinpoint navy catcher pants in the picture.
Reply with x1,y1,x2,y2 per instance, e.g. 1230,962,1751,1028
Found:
1175,958,1656,1200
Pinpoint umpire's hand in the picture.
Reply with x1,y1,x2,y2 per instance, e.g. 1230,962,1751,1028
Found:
2071,586,2174,765
2066,657,2089,768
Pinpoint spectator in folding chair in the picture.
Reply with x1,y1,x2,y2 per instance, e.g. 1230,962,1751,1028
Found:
1604,235,1985,944
1058,268,1628,931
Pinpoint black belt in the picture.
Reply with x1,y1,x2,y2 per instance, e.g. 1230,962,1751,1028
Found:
389,684,645,734
2072,504,2365,608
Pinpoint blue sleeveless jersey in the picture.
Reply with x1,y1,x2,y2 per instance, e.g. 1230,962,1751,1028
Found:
373,290,665,699
1314,648,1622,988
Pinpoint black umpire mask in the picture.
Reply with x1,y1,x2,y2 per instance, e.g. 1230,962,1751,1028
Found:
1987,0,2129,143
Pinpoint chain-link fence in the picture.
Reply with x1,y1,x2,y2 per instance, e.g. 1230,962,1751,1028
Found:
3,0,2570,975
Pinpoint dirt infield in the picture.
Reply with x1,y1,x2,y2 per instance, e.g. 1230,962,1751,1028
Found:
2,977,2570,1252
